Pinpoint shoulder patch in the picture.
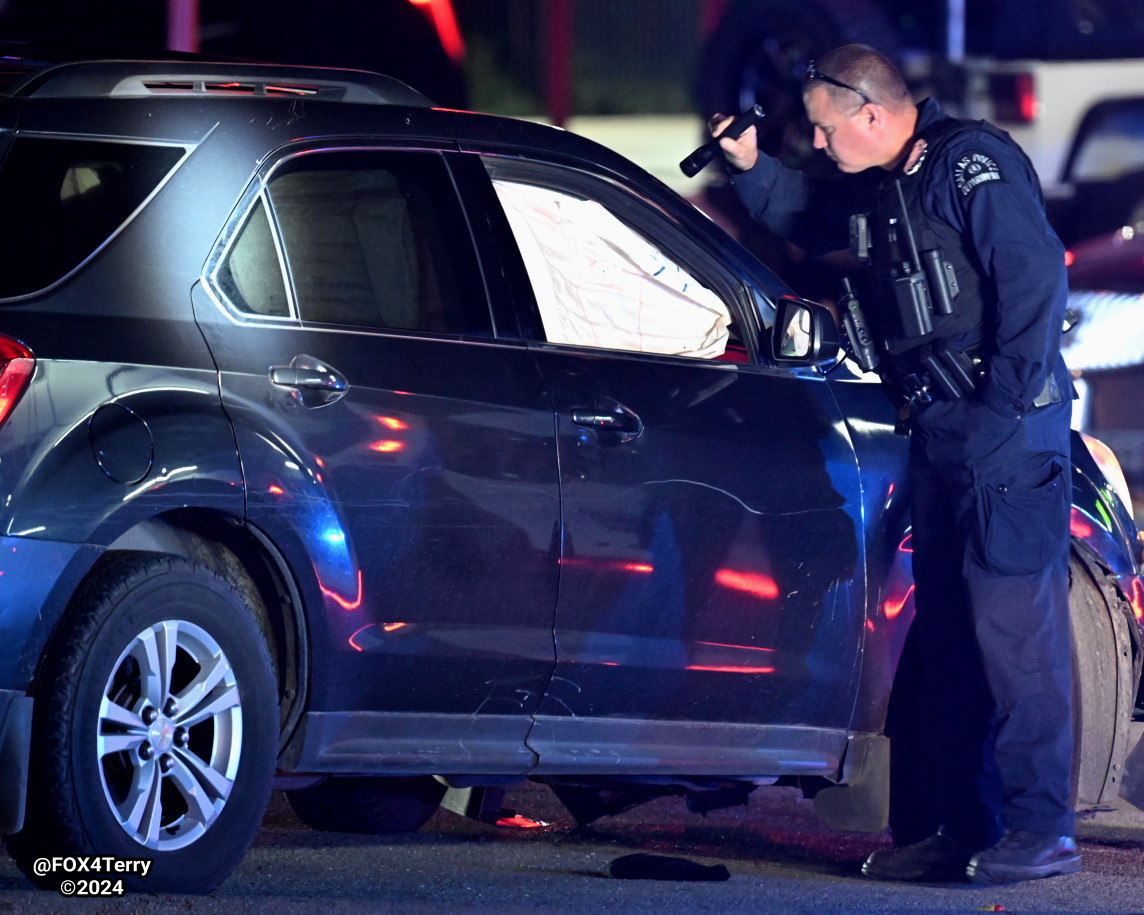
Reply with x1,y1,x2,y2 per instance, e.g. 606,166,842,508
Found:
953,151,1004,197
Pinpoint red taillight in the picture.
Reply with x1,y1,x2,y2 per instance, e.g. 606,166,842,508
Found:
0,338,33,427
991,72,1038,124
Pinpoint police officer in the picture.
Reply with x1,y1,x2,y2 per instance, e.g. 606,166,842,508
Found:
714,44,1078,884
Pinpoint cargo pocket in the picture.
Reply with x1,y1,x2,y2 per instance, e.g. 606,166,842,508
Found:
974,458,1069,576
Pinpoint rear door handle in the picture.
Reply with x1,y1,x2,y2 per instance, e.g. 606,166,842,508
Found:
571,397,643,444
269,354,349,407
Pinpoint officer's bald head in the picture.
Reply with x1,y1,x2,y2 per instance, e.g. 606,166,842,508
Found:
803,44,913,115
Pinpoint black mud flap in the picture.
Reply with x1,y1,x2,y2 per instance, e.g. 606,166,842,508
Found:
812,734,890,832
439,785,508,823
0,693,30,834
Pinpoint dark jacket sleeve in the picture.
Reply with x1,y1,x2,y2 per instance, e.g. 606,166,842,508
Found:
728,155,861,258
923,130,1069,418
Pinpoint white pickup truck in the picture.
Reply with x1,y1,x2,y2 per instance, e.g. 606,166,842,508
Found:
962,56,1144,193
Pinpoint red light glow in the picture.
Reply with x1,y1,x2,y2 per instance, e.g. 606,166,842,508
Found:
376,416,408,430
1070,508,1094,539
686,664,775,674
883,583,914,620
1064,250,1075,267
687,639,776,674
496,814,549,828
898,534,913,553
319,569,364,610
714,569,779,599
369,440,405,453
0,356,34,427
695,640,774,653
1128,577,1144,622
559,558,654,573
408,0,466,63
1017,72,1038,121
268,484,284,495
349,621,408,650
348,624,371,651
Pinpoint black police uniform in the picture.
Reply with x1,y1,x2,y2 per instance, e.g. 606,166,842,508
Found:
731,97,1075,848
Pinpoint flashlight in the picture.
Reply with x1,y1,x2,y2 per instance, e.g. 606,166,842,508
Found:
679,104,765,177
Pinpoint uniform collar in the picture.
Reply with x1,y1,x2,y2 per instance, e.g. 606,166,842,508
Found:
914,97,950,133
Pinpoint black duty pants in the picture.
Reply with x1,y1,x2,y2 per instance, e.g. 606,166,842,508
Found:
889,393,1074,849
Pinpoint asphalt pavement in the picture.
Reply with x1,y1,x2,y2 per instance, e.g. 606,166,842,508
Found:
1,777,1143,912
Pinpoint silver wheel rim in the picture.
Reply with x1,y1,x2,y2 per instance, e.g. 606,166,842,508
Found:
97,620,243,851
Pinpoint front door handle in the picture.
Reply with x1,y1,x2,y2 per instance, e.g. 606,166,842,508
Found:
571,397,643,444
269,354,349,407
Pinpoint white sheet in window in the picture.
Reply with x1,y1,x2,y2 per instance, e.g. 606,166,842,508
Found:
493,180,730,358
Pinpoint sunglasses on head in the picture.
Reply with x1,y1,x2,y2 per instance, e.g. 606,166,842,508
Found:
804,61,873,106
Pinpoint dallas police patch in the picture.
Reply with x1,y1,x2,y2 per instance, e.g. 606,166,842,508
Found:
954,152,1004,197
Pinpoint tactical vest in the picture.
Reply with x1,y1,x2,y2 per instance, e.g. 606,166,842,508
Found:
861,116,1025,362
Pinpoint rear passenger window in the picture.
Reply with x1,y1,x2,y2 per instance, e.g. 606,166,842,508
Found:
262,150,489,334
0,136,185,298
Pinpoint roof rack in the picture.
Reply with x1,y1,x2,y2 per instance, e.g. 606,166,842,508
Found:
1,59,434,106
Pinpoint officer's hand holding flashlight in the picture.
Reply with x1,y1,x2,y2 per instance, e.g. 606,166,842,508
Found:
679,106,764,176
711,112,759,172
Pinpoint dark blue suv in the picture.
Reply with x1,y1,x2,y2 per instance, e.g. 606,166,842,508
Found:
0,49,1139,894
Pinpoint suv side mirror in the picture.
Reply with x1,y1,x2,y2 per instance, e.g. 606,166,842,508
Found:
770,295,841,365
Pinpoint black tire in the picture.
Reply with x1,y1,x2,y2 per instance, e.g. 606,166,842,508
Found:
5,553,278,894
1069,551,1137,807
885,549,1138,842
286,776,446,834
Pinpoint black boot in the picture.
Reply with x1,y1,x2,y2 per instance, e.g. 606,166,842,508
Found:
861,833,975,882
966,830,1081,885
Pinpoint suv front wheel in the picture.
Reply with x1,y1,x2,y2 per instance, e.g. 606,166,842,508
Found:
6,553,278,894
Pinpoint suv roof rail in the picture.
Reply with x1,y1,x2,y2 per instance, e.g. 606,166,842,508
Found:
2,60,434,106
